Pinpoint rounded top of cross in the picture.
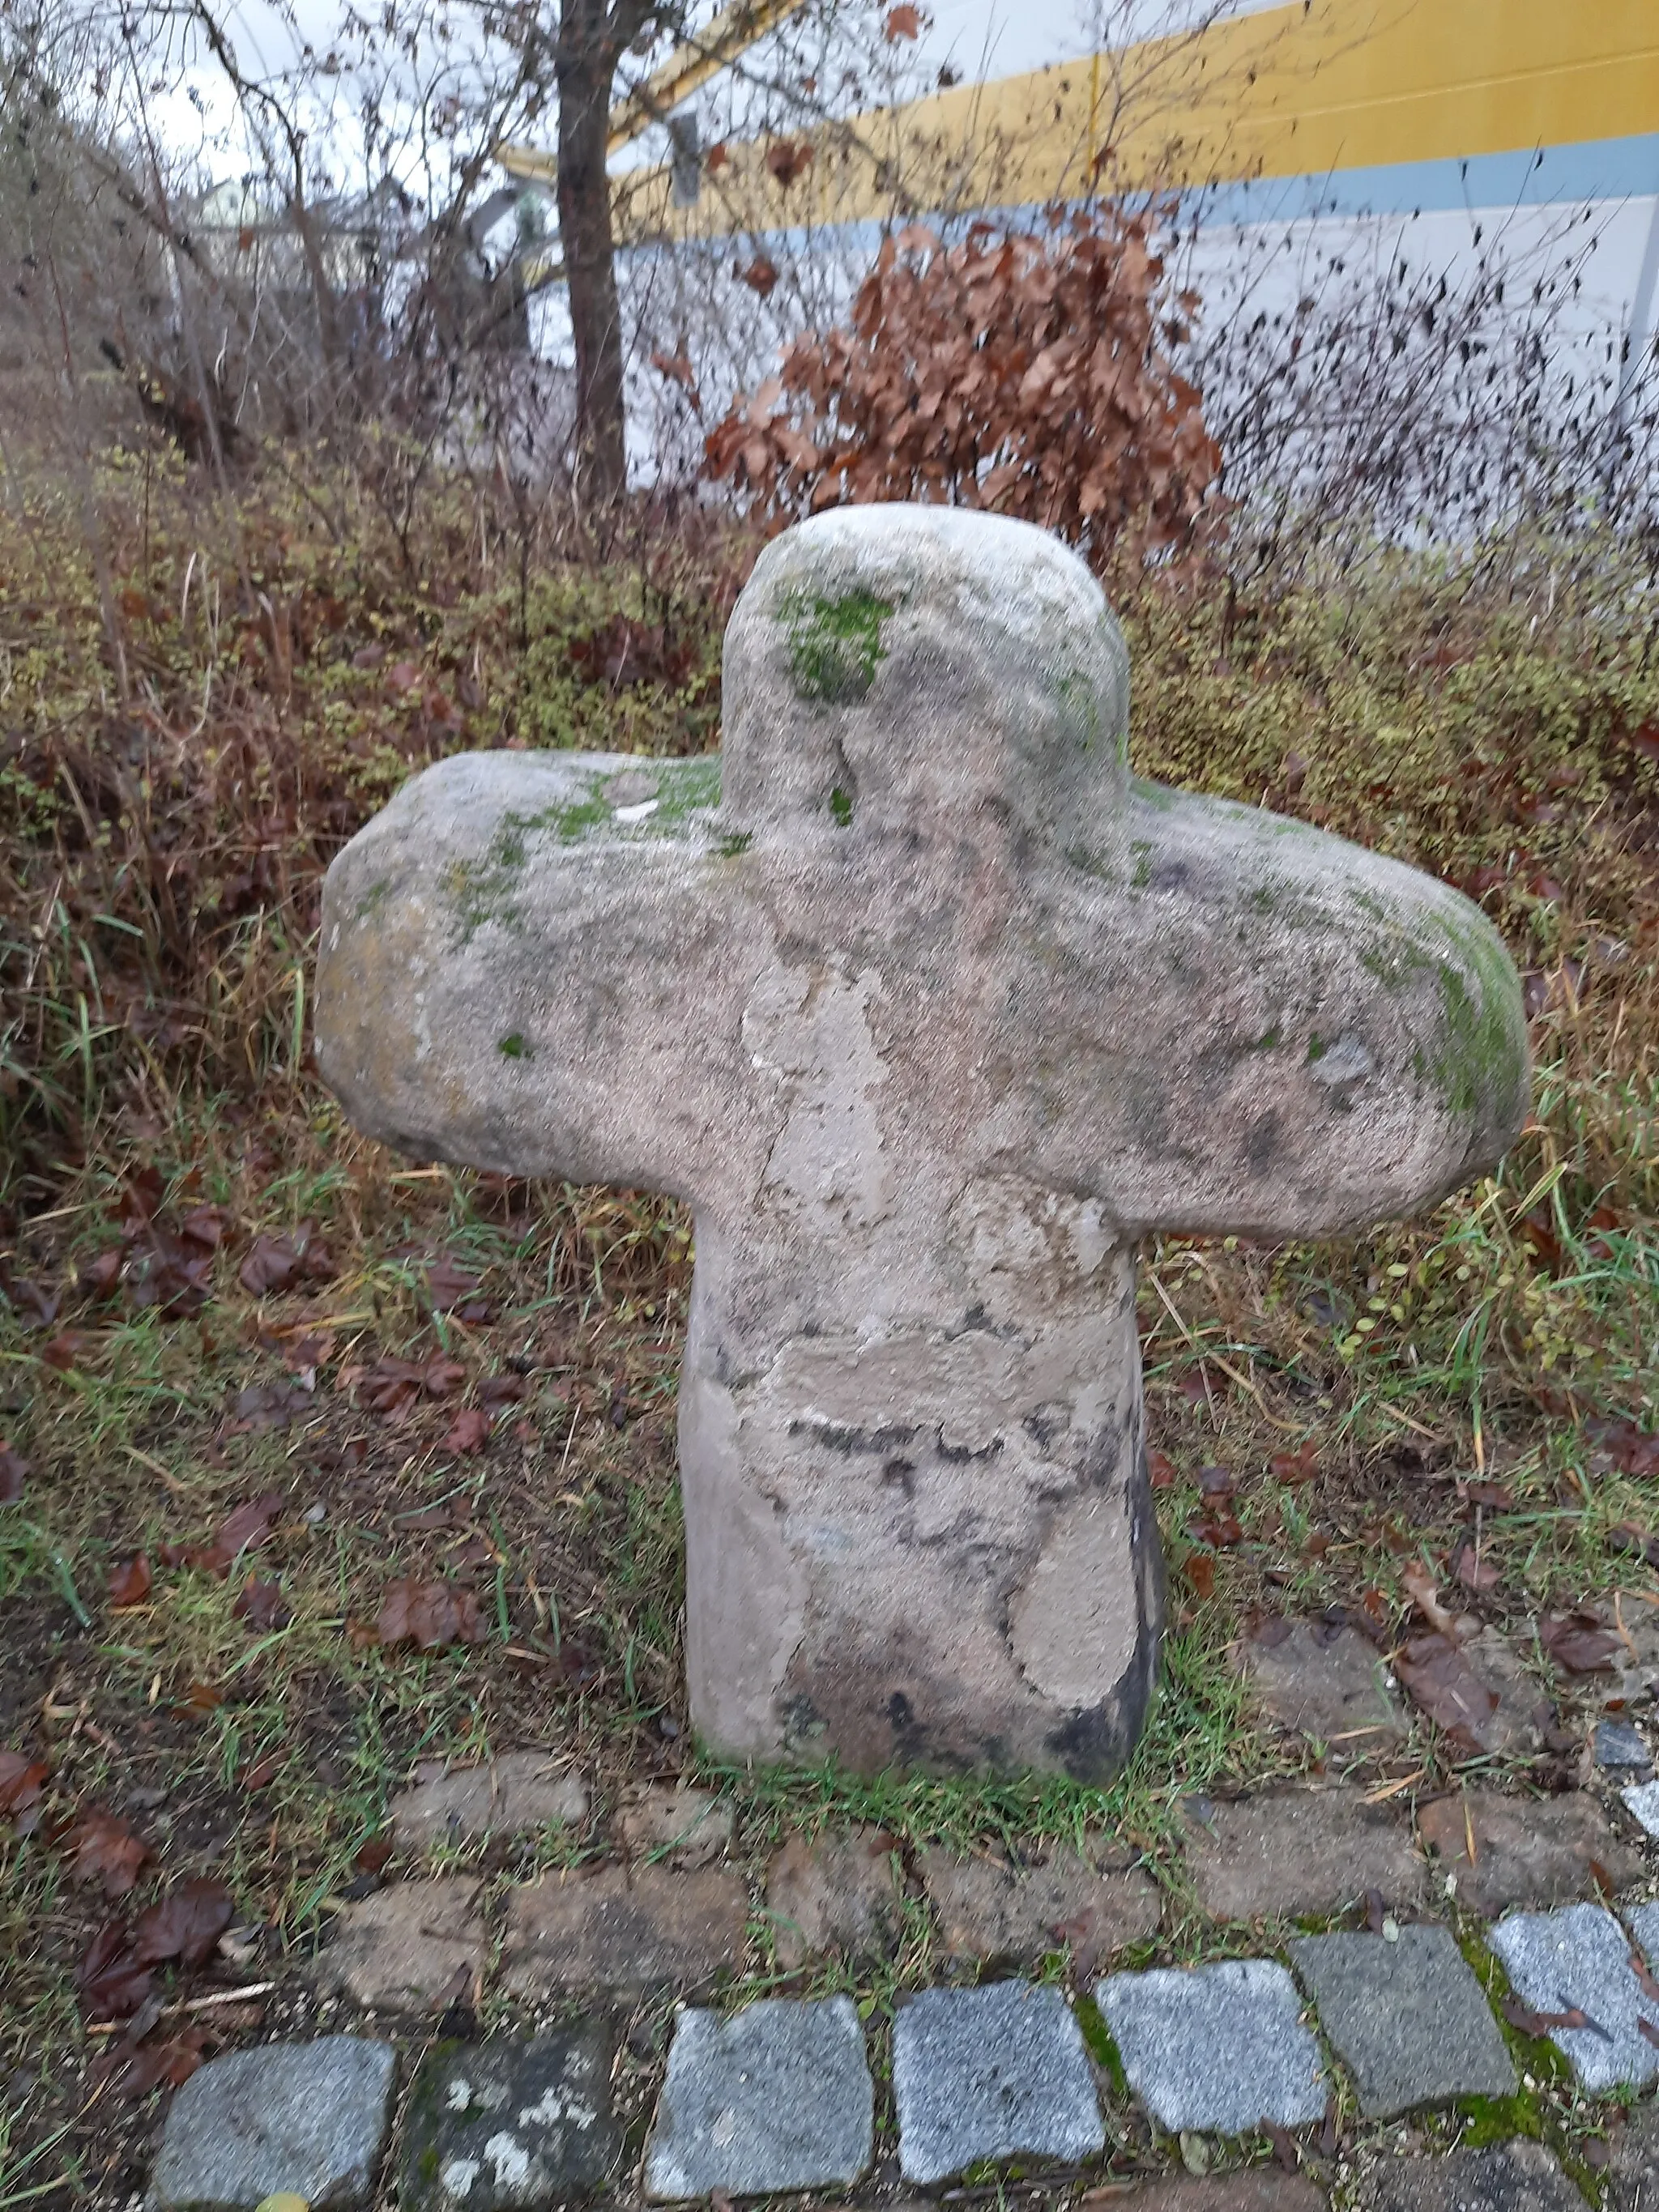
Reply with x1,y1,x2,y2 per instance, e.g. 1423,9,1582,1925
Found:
721,505,1131,842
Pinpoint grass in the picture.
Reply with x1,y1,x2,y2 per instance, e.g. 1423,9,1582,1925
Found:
0,453,1657,2202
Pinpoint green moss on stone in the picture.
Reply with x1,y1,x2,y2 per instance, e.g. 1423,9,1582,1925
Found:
1072,1990,1129,2098
1424,910,1527,1119
649,754,721,823
443,758,722,943
1129,773,1180,813
779,587,892,703
1130,839,1153,889
355,877,391,921
829,785,854,825
497,1032,527,1059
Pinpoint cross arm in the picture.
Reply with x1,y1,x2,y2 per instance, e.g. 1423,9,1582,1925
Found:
315,749,755,1200
1029,776,1529,1239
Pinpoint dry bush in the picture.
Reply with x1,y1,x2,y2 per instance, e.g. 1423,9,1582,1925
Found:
704,204,1224,568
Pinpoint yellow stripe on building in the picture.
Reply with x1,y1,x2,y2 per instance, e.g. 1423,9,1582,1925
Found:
591,0,1659,245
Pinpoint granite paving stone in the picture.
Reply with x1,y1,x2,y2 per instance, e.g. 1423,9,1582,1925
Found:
1287,1924,1515,2116
501,1864,747,1996
1418,1789,1643,1913
399,2023,621,2209
643,1996,873,2199
1486,1903,1659,2091
1182,1789,1423,1922
1623,1780,1659,1839
766,1827,900,1968
922,1843,1160,1967
1237,1618,1408,1748
893,1980,1105,2184
390,1754,588,1852
1355,2142,1584,2212
312,1877,487,2011
1096,1959,1326,2133
616,1784,734,1869
152,2036,396,2210
1596,1722,1651,1771
1092,2180,1327,2212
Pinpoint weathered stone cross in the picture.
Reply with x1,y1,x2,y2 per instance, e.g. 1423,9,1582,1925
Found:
317,506,1527,1780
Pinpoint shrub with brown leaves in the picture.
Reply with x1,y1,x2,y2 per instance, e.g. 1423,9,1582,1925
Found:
706,205,1223,571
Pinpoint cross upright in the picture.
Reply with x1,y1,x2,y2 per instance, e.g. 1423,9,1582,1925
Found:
317,505,1528,1780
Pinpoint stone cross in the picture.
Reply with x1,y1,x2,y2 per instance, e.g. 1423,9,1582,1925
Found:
316,506,1527,1781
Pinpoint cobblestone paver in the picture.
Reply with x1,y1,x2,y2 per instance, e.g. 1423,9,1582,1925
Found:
1239,1617,1409,1748
148,1760,1659,2210
1355,2142,1584,2212
389,1755,588,1852
766,1827,900,1968
1097,1959,1327,2133
313,1876,488,2011
1419,1791,1643,1914
922,1843,1160,1965
399,2025,621,2210
1487,1903,1659,2091
892,1980,1104,2184
644,1996,872,2199
1182,1789,1423,1921
1287,1924,1515,2116
153,2037,396,2211
501,1864,748,1996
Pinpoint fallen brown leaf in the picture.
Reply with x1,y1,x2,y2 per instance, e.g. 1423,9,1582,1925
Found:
1450,1541,1500,1595
133,1876,236,1969
374,1576,484,1652
117,2024,211,2097
78,1920,153,2019
41,1331,95,1371
1393,1634,1499,1750
190,1492,282,1576
0,1750,48,1817
1269,1441,1320,1485
108,1554,153,1609
1503,1993,1591,2035
231,1575,290,1630
1401,1561,1458,1634
442,1405,491,1455
424,1255,480,1312
1538,1611,1623,1673
63,1808,150,1895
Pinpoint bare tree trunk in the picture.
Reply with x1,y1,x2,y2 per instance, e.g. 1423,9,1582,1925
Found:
557,2,629,503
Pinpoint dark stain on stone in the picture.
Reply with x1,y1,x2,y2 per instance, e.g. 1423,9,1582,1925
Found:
1246,1108,1281,1173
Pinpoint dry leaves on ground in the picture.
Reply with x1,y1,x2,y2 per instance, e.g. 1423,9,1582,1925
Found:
0,1443,27,1502
133,1877,236,1969
61,1808,151,1895
239,1224,335,1297
108,1554,153,1609
161,1492,284,1578
372,1577,484,1652
1539,1612,1623,1673
442,1406,491,1455
0,1749,48,1818
231,1575,291,1630
1393,1634,1499,1750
